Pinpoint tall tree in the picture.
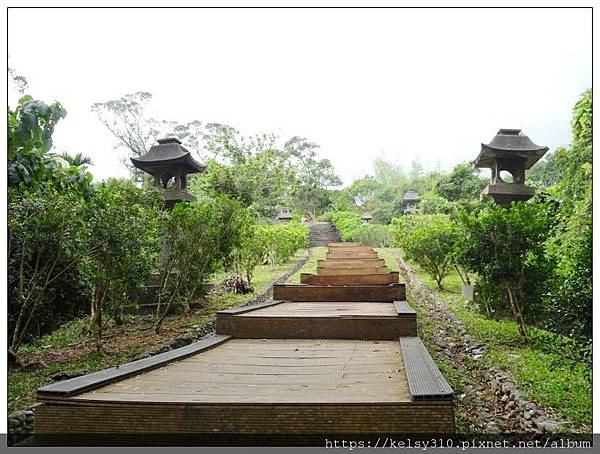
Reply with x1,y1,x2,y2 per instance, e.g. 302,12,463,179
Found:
285,136,342,218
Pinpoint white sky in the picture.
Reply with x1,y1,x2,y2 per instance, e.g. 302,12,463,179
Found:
7,8,592,185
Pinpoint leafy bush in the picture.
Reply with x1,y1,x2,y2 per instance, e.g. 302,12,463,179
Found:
330,211,362,241
262,222,308,266
391,214,457,289
352,224,394,247
8,189,89,353
83,179,163,338
455,202,553,337
154,195,248,332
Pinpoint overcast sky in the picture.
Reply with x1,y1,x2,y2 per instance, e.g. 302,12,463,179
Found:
8,8,592,185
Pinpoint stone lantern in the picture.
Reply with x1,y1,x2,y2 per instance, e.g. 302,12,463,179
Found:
131,138,206,208
361,213,373,224
473,129,548,207
402,190,420,214
277,207,293,223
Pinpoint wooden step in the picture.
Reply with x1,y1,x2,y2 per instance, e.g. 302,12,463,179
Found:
272,284,405,302
318,259,385,267
317,266,390,275
300,272,400,285
216,301,417,339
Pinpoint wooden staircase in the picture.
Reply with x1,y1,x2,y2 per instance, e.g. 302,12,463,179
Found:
308,222,341,247
35,243,454,445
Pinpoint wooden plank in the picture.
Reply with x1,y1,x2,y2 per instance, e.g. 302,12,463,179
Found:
272,284,405,302
216,316,417,339
327,252,379,259
399,337,454,400
217,300,284,316
238,302,397,317
394,300,417,317
318,259,385,267
37,335,232,397
34,402,456,438
327,242,361,247
300,272,400,285
65,339,411,404
317,267,389,275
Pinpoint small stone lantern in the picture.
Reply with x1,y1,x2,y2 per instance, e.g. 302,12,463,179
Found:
131,138,206,208
402,190,420,214
277,207,293,223
473,129,548,207
361,213,373,224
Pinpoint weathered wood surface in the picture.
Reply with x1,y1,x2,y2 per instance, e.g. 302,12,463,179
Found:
327,252,379,259
216,302,417,338
273,284,405,302
37,335,232,397
35,401,455,438
317,259,385,267
300,272,399,285
317,266,390,275
65,340,411,403
327,242,361,247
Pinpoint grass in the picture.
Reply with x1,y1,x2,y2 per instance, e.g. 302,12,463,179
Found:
9,249,308,414
393,252,592,429
286,247,326,283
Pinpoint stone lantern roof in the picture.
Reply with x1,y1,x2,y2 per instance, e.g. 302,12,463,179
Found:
473,129,548,170
131,138,206,176
361,212,373,221
131,138,206,208
402,191,420,203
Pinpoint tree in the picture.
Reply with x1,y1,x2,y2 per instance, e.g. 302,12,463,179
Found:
285,136,342,218
57,152,93,168
435,162,487,202
91,92,158,160
154,195,247,333
8,190,89,354
83,179,162,342
391,214,457,290
456,203,552,337
8,95,68,188
91,92,206,171
543,89,592,339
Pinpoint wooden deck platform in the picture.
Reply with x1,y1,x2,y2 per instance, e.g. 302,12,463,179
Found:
216,301,417,338
35,338,453,440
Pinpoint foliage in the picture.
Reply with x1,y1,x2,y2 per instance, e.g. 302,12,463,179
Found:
193,143,291,220
434,163,487,202
83,180,163,339
91,92,206,171
154,195,249,332
330,211,362,241
261,222,309,267
285,137,342,219
418,192,457,214
391,214,457,289
8,95,92,195
455,203,552,337
542,89,592,339
8,189,89,353
351,224,395,247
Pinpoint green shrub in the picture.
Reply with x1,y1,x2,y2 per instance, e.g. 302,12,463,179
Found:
330,211,362,241
391,214,457,290
154,195,249,332
352,224,394,247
